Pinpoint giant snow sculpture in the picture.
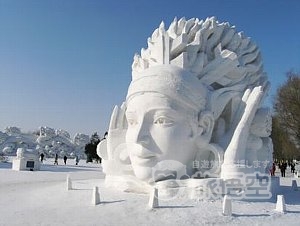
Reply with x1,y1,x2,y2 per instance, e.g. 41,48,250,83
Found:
97,17,272,193
0,126,89,158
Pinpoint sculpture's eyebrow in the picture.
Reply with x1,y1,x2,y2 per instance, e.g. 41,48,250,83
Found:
152,109,178,117
128,105,181,113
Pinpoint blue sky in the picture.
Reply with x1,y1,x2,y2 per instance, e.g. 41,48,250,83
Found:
0,0,299,137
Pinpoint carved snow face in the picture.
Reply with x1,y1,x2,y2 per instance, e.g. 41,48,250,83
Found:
125,93,198,182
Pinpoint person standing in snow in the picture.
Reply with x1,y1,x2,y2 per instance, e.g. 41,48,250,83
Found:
40,153,45,163
279,161,287,177
54,153,58,165
270,162,276,176
75,155,79,165
291,162,296,174
63,155,68,165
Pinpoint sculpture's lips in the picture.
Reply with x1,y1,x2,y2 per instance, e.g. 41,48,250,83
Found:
127,143,157,166
127,143,156,158
132,156,156,167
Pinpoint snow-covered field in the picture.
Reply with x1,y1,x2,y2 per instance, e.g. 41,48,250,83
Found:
1,158,300,226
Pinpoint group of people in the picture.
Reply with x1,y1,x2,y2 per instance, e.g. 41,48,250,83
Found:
55,154,79,165
40,153,80,165
271,160,297,177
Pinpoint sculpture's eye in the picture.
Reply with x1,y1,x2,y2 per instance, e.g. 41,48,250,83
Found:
126,112,138,127
154,117,174,126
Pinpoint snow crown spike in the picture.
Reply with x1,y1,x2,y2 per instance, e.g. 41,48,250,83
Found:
132,17,264,89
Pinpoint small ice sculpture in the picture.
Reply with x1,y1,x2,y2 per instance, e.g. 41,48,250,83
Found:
12,148,40,171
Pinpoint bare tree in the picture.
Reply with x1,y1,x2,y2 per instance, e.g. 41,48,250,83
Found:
273,71,300,159
271,116,298,160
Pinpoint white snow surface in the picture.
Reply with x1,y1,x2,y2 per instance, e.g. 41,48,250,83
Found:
1,158,300,226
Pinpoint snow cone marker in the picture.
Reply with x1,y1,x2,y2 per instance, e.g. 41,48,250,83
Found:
222,195,232,216
275,195,286,213
92,186,101,205
148,187,159,209
66,174,72,191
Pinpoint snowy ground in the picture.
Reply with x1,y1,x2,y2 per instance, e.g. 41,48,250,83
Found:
1,158,300,226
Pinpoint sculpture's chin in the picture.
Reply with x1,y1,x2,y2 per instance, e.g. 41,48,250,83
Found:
132,165,153,182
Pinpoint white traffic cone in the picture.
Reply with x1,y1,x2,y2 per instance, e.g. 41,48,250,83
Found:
66,175,72,191
148,187,159,209
92,186,101,205
222,195,232,216
275,195,286,213
292,180,298,191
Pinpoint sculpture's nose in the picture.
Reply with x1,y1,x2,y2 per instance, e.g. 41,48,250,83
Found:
134,119,151,145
